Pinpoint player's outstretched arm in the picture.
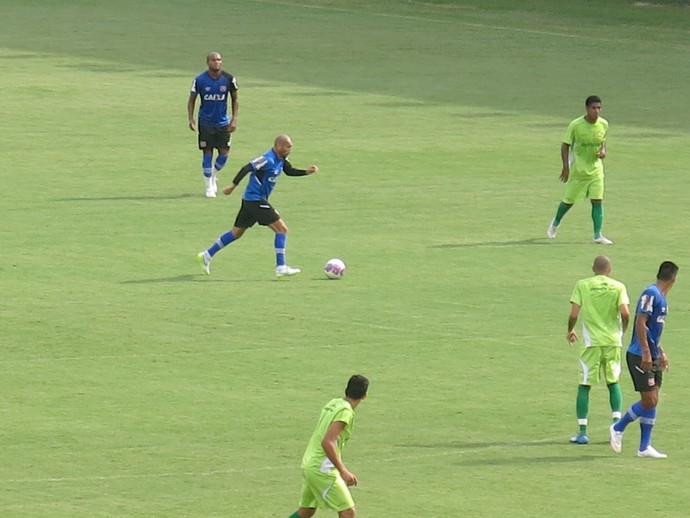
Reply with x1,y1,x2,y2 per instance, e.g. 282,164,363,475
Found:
227,163,253,193
283,161,319,177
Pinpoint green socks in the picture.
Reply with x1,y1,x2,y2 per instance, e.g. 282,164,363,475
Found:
553,202,572,226
288,513,300,518
592,203,604,238
608,382,623,419
575,383,621,432
576,385,591,432
553,202,604,236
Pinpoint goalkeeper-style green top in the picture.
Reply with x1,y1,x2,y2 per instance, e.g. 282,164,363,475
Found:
301,398,355,473
570,275,629,347
564,115,608,179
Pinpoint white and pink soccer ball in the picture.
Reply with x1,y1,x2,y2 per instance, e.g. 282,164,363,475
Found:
324,258,346,279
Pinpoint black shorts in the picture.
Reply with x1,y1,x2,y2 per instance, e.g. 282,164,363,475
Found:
198,124,231,151
234,200,280,228
626,351,663,392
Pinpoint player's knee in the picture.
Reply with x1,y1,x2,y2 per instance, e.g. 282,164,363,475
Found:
298,508,317,518
275,221,288,233
338,508,356,518
641,392,659,409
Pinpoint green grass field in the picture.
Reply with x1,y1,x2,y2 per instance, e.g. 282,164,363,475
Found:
2,0,690,516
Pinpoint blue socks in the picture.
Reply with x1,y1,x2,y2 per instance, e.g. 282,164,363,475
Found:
214,154,228,172
615,401,657,451
208,231,237,257
615,401,642,431
275,233,287,266
203,153,227,177
202,154,213,178
640,407,657,451
206,231,283,264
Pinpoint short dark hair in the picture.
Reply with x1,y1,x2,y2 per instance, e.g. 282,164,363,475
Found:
206,51,221,62
345,375,369,399
657,261,679,281
585,95,602,107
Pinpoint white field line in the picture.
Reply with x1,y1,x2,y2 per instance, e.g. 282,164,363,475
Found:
0,437,558,484
1,313,561,364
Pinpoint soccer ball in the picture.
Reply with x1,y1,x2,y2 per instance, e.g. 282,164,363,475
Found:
324,258,346,279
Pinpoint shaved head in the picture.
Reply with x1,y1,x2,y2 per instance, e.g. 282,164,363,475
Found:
592,255,611,275
205,51,223,75
273,134,294,159
206,51,222,62
274,134,292,147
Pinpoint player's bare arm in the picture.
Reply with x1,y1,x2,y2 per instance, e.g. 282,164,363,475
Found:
567,303,580,344
321,421,357,486
619,303,630,335
229,90,239,133
187,93,198,131
659,345,669,371
635,313,653,371
560,143,570,182
597,141,607,159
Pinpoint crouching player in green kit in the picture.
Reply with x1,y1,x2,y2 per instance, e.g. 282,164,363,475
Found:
287,375,369,518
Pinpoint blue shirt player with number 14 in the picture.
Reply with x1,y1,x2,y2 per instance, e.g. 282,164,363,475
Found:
609,261,679,459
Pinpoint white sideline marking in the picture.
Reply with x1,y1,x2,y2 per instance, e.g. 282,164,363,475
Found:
1,314,563,364
1,438,559,484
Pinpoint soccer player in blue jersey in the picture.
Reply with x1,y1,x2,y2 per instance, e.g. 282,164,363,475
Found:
547,96,612,244
196,135,319,278
609,261,679,458
187,51,239,198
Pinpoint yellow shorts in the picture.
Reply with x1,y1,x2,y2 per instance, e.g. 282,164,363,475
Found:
563,175,604,203
298,468,355,512
578,346,621,385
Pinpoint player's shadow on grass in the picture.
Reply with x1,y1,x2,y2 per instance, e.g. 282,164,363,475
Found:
455,454,603,466
54,194,198,202
121,275,277,284
122,275,209,284
399,440,610,464
399,440,564,450
432,238,576,248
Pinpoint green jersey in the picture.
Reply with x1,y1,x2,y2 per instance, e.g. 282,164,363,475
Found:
301,398,355,473
570,275,629,347
564,115,608,179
